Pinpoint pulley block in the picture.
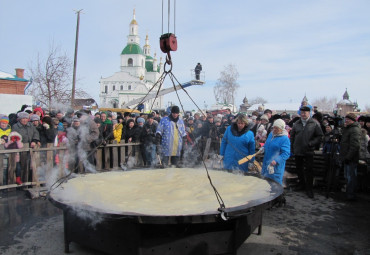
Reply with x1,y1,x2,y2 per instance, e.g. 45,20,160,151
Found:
160,33,177,53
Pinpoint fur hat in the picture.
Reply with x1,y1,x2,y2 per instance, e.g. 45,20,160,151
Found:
171,105,180,114
137,117,145,124
17,112,29,119
345,113,357,122
273,119,286,131
30,114,40,122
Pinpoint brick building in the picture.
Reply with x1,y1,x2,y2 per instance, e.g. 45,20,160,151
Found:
0,68,29,94
0,68,33,115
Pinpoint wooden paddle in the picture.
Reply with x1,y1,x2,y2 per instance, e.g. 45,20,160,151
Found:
238,149,263,165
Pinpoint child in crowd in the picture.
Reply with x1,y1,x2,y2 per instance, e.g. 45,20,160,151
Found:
4,131,24,185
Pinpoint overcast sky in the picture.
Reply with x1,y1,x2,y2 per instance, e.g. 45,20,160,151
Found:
1,0,369,111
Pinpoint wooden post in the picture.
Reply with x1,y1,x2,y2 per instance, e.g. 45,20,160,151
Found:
8,153,16,184
20,143,29,183
112,141,119,169
104,146,110,170
96,147,103,171
0,145,4,185
31,144,40,184
120,142,126,168
58,148,65,178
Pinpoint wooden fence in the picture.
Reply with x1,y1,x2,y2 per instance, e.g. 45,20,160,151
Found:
0,142,142,190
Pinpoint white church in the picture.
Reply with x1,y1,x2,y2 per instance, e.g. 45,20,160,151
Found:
99,10,164,111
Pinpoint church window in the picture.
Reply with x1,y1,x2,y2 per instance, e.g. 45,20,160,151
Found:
128,85,132,90
113,86,115,91
128,58,133,66
120,85,123,90
105,86,108,93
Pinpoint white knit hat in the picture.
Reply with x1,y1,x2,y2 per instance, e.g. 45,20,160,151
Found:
273,119,285,130
260,114,269,121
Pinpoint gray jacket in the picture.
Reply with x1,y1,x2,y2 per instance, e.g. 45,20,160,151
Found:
340,122,361,163
290,118,323,156
12,121,40,144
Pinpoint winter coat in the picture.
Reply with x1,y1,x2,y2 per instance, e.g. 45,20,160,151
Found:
113,123,123,143
261,130,291,185
100,120,114,142
156,115,186,157
220,122,255,172
339,122,361,163
290,118,323,156
4,131,24,162
123,125,139,143
0,125,11,143
359,129,370,160
36,123,57,147
11,121,40,145
141,122,158,145
66,119,100,152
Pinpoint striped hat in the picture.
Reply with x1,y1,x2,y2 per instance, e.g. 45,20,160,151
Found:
0,116,9,124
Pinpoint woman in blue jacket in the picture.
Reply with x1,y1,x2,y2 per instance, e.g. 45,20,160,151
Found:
260,119,291,185
220,114,255,172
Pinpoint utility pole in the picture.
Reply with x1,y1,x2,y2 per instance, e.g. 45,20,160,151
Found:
71,9,83,107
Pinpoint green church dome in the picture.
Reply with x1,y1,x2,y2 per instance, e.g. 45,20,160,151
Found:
121,43,143,55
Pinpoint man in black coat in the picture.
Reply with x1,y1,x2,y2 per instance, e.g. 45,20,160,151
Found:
290,106,323,198
339,113,361,201
195,63,202,80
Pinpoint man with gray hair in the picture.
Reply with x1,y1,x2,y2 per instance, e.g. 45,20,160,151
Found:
12,112,40,148
290,106,323,198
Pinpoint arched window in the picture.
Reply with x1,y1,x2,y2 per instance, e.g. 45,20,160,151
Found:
113,86,115,91
120,85,123,90
105,86,108,93
128,58,133,67
128,85,132,90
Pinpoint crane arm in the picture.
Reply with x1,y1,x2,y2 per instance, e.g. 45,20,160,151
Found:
121,80,204,108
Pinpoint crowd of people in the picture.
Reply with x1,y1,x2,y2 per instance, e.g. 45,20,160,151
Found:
1,103,370,200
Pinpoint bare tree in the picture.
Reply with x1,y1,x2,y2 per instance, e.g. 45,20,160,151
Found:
249,96,268,105
27,44,89,109
311,96,338,112
213,64,240,107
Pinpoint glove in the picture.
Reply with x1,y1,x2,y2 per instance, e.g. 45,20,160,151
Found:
43,123,50,129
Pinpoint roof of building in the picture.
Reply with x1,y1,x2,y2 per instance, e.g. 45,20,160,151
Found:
73,98,97,107
0,70,28,82
121,43,143,55
145,61,160,73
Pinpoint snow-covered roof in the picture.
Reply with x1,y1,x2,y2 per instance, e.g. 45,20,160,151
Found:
0,71,15,79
